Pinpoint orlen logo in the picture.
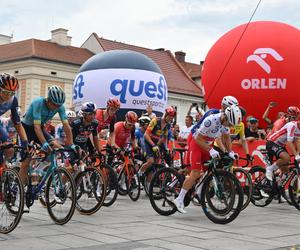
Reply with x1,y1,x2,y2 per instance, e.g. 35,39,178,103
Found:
241,47,286,90
246,48,284,73
73,74,85,100
110,76,167,103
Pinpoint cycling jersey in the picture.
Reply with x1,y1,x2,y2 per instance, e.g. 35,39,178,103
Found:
0,117,17,143
214,122,245,148
114,121,135,148
71,117,98,149
195,113,230,144
145,117,170,144
95,109,116,133
135,127,145,149
0,96,20,124
190,113,229,172
191,108,220,135
267,121,300,147
23,97,67,126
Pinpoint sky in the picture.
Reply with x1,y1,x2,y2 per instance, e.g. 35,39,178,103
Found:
0,0,299,63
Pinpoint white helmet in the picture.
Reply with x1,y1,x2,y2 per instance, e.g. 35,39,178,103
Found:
77,110,83,117
221,96,239,107
66,110,76,119
224,105,242,126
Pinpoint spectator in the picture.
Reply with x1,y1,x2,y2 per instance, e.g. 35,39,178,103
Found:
172,124,180,141
143,104,156,120
262,101,285,126
178,115,193,142
245,117,266,142
187,103,203,122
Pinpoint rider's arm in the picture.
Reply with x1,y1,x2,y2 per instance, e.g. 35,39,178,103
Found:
215,137,226,152
222,133,232,152
239,123,249,155
262,102,276,125
14,123,28,142
93,135,101,152
286,123,298,156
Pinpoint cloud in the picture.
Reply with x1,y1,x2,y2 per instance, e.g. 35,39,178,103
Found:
0,0,299,63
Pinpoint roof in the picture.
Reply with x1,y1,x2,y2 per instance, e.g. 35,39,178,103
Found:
93,34,203,97
0,39,94,65
179,61,202,79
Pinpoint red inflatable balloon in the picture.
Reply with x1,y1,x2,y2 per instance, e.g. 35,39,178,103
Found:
202,21,300,125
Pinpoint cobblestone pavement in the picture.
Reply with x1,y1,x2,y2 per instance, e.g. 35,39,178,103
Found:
1,194,300,250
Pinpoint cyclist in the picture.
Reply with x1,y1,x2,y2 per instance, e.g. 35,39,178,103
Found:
265,108,300,181
112,111,138,150
0,73,28,165
95,98,120,149
20,85,75,182
55,110,76,145
173,105,242,213
185,96,239,167
214,106,251,160
135,116,151,156
139,106,176,177
71,102,101,155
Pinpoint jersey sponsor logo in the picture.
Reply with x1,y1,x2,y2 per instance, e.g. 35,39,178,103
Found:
73,75,85,100
204,120,211,127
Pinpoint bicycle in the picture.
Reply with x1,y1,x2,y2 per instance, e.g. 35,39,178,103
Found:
24,146,76,225
249,149,296,207
92,148,119,207
0,144,24,234
115,146,140,201
71,150,106,215
148,156,244,224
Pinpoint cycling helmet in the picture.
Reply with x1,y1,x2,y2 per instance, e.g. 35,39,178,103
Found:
0,73,19,91
138,116,151,126
125,111,138,123
221,96,239,107
48,86,65,105
66,110,76,118
81,102,96,113
77,110,83,117
165,106,176,117
224,105,242,126
107,98,120,109
287,106,300,117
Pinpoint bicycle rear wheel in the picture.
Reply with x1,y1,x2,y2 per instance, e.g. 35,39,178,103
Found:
148,167,183,216
75,167,106,215
0,168,24,234
249,166,274,207
200,170,243,224
45,167,76,225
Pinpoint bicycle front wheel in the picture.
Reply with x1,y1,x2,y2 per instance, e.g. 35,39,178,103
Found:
233,168,253,210
0,168,24,234
148,167,183,216
75,167,106,215
200,170,243,224
45,167,76,225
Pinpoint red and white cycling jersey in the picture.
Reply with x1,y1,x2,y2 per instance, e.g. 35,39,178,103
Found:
267,121,300,146
195,113,229,144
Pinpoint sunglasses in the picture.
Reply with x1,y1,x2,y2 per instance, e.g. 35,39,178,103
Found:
0,88,15,96
126,122,135,127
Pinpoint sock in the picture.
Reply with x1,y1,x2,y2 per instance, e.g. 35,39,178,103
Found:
267,163,278,172
177,188,188,203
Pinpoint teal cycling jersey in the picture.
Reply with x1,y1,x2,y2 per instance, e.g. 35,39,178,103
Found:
22,97,67,126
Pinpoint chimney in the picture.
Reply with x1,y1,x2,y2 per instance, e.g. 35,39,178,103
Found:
51,28,71,46
155,48,165,51
0,34,12,45
175,51,186,62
